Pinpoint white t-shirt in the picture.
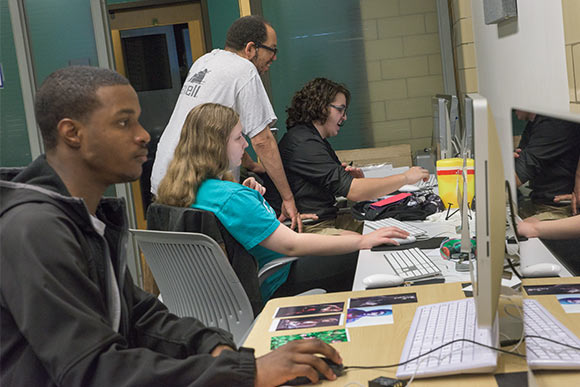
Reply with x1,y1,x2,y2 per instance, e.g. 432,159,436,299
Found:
150,49,277,194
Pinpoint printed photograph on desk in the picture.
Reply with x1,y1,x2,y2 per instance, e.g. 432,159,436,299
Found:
270,329,350,349
274,302,345,318
269,314,343,332
524,284,580,295
557,295,580,313
348,292,417,308
346,306,393,328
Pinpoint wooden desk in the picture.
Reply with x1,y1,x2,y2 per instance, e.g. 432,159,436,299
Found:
243,278,580,386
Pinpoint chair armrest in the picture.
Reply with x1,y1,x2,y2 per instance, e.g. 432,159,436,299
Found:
258,257,299,286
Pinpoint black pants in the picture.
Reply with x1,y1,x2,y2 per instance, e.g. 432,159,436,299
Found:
271,251,359,298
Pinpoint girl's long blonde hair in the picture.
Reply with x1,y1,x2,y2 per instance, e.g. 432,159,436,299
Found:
156,103,239,207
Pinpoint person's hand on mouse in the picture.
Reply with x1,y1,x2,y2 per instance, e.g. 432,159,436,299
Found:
254,339,342,387
517,217,540,238
359,226,410,249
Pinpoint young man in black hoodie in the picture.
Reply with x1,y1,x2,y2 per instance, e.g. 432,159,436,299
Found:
0,66,341,386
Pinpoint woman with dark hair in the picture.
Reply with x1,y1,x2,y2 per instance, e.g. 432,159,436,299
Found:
156,103,410,300
265,78,429,235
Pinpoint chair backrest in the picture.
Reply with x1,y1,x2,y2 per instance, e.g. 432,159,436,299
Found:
130,229,254,345
146,203,264,316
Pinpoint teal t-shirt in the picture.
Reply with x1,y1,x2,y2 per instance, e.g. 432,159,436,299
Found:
192,179,289,300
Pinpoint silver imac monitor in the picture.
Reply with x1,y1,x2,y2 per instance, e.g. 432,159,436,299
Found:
468,93,506,330
463,95,475,158
432,94,459,159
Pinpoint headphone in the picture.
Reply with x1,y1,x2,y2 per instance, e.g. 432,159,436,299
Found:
439,237,476,261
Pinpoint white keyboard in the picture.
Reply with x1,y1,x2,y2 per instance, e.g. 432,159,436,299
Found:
397,298,498,379
366,218,427,237
523,298,580,369
384,248,442,281
416,174,438,189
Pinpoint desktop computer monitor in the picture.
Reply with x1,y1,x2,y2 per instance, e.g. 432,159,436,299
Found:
467,94,506,330
463,95,475,158
432,94,459,159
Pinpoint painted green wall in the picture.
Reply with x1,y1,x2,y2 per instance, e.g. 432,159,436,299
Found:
1,0,31,167
206,0,239,50
262,0,371,150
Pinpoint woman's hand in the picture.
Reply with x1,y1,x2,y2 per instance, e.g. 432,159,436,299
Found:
242,177,266,196
359,226,410,249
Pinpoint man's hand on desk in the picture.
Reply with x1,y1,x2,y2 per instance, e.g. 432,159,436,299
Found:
254,339,342,387
359,226,410,249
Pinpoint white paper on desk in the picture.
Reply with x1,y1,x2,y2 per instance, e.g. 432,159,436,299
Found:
360,164,392,178
360,164,410,179
346,305,393,328
556,295,580,313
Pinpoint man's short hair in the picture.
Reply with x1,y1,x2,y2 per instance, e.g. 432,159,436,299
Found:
34,66,129,150
225,15,272,51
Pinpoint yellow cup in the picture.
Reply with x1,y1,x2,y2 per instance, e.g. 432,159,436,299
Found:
436,158,474,208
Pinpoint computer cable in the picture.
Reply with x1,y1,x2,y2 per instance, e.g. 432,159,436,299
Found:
506,256,522,279
344,337,526,373
335,335,579,386
499,297,526,354
344,335,580,370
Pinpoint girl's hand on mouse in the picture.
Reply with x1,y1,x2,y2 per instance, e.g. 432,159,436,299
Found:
359,226,410,249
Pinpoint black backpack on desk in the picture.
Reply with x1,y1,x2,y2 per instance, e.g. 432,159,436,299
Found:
146,202,264,316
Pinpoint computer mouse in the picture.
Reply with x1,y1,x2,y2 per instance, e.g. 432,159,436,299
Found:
391,236,416,245
398,184,420,192
521,263,561,278
363,273,405,289
283,357,344,385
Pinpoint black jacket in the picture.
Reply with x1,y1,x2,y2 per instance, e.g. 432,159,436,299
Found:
0,156,256,386
263,123,353,220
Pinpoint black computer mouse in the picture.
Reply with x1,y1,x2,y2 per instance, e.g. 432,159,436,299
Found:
282,358,345,386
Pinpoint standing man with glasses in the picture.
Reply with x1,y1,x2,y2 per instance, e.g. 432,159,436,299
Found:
263,78,429,235
151,15,303,231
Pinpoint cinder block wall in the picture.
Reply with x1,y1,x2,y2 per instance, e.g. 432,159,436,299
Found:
361,0,446,154
562,0,580,113
449,0,478,113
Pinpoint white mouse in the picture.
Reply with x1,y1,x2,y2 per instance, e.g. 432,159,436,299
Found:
521,263,561,278
391,236,416,245
398,184,420,192
363,274,405,289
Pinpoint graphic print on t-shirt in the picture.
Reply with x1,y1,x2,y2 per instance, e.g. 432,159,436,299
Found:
180,69,209,98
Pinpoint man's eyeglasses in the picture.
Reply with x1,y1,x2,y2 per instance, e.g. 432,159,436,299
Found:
255,43,278,55
329,104,347,116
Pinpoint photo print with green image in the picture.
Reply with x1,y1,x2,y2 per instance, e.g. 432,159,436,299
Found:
270,329,349,350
